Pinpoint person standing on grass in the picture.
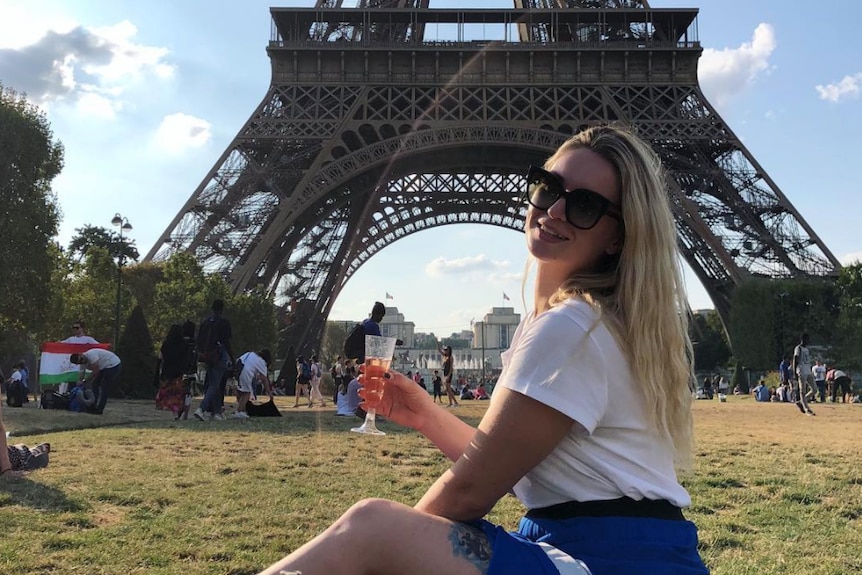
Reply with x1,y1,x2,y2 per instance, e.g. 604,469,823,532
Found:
431,370,443,404
156,324,188,419
828,368,852,404
308,354,326,408
332,355,345,404
812,360,827,404
69,348,121,415
437,343,459,408
294,355,312,408
193,299,234,422
792,333,816,416
779,355,793,396
62,321,99,344
258,125,708,575
234,349,273,419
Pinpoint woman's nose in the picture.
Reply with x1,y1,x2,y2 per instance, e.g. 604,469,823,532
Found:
546,195,567,221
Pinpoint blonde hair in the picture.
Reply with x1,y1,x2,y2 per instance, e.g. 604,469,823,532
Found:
543,125,695,470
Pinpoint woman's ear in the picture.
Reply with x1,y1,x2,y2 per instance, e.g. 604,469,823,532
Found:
605,235,623,256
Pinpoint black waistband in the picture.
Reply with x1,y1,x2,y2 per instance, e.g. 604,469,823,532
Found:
526,497,685,521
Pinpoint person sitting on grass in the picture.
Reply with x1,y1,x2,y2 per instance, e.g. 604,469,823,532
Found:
69,380,96,413
754,379,770,402
474,382,490,400
257,125,708,575
234,349,273,419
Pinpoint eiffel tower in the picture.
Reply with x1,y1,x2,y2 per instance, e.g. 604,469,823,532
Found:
145,0,840,355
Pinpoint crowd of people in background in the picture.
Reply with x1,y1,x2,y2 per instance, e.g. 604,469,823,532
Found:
698,331,859,409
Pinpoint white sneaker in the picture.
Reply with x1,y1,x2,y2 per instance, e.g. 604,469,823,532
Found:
193,408,206,421
213,412,225,421
232,411,249,419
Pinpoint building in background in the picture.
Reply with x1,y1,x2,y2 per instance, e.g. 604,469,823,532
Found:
330,306,519,382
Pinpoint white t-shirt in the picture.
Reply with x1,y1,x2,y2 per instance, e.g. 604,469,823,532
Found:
812,364,826,382
497,298,691,509
9,370,22,383
238,352,268,394
83,348,121,370
793,344,812,377
62,335,100,344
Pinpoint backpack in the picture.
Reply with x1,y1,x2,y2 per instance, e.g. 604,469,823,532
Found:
196,316,221,364
343,322,365,360
298,361,311,383
232,355,246,380
6,379,24,407
44,390,74,411
330,365,337,378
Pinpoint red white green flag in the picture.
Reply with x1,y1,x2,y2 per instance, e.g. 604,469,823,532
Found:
39,342,111,384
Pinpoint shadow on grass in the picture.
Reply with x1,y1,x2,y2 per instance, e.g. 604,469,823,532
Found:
0,477,83,512
130,409,485,437
4,398,485,438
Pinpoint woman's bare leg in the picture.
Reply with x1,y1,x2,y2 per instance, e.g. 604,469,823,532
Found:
258,498,491,575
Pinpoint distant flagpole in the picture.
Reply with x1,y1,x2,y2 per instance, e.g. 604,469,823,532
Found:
502,292,510,304
385,292,394,301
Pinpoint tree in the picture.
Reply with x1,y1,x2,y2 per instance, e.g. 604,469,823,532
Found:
122,261,165,323
149,253,219,344
60,246,134,345
729,277,837,370
68,224,139,264
833,263,862,370
691,310,731,372
0,85,64,340
227,290,278,358
115,305,157,398
319,321,349,366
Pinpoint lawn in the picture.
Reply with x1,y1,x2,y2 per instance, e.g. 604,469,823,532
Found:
0,395,859,575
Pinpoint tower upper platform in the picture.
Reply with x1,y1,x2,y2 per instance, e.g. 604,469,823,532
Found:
269,6,699,49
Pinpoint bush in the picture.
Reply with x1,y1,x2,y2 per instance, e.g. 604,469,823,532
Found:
115,305,157,399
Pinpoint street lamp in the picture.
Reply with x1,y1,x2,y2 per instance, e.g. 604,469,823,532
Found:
111,213,133,347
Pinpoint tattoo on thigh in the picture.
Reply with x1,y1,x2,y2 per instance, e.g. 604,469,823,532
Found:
448,523,492,570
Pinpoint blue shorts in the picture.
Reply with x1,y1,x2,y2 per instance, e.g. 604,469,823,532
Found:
475,515,708,575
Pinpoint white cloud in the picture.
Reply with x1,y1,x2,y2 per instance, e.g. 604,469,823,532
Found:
840,251,862,266
154,113,213,153
698,23,776,108
425,254,510,278
76,91,122,118
815,73,862,103
0,1,77,49
0,19,174,113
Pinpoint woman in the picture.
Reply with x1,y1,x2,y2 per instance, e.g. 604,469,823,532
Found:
307,354,326,408
438,343,459,408
156,324,188,419
293,355,311,408
259,125,706,575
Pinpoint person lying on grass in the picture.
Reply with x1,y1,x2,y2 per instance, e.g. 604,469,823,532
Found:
0,399,50,480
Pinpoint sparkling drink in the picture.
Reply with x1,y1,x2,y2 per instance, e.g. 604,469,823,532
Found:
363,357,390,409
351,335,398,436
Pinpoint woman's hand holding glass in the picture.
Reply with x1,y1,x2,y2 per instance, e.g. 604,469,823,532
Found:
358,367,435,432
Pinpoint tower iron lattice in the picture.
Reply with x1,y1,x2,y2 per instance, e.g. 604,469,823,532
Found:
145,0,840,355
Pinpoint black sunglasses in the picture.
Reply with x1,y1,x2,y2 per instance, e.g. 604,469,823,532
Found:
526,165,622,230
72,325,81,330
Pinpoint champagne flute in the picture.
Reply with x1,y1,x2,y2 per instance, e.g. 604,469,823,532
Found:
351,335,397,436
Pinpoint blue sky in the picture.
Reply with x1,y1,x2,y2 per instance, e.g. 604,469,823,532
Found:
2,0,860,334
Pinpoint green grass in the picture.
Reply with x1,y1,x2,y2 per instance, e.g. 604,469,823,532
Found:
0,396,859,574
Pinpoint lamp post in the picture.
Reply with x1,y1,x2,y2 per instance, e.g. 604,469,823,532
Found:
111,213,133,347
